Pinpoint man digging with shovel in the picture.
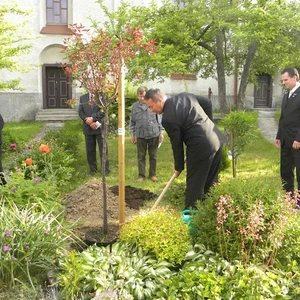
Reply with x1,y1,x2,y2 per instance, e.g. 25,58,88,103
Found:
144,89,226,212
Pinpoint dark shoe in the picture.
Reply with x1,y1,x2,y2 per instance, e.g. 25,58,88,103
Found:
105,170,110,177
90,171,97,176
0,173,7,185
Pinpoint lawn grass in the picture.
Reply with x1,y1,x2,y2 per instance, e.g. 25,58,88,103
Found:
2,117,282,205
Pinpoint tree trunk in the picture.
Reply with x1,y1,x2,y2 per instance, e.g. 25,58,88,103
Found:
101,108,109,234
237,44,257,110
215,30,228,116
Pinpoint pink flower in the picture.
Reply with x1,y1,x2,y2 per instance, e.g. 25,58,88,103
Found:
9,143,16,149
3,245,9,252
5,230,11,237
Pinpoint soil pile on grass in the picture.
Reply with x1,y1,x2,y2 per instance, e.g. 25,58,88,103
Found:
64,178,156,242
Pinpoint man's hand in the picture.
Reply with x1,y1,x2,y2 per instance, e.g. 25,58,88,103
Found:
293,140,300,149
159,134,164,143
174,170,181,178
275,139,281,149
131,137,136,144
85,117,93,125
90,122,97,130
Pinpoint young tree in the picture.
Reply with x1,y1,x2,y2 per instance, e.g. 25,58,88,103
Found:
0,2,32,90
220,111,259,177
62,24,156,233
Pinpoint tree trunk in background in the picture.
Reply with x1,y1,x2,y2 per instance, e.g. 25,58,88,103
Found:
237,44,257,110
215,30,228,115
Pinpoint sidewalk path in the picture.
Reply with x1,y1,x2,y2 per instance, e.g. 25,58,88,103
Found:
257,110,278,144
30,122,64,143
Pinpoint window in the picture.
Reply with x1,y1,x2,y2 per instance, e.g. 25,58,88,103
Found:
46,0,68,25
41,0,72,35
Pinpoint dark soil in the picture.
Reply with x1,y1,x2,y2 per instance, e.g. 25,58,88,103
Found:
64,179,156,246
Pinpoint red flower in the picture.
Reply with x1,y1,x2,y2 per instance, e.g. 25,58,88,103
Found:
25,158,33,166
39,144,50,153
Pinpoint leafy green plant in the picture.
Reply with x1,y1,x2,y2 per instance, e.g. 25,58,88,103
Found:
220,110,260,177
0,168,62,211
58,241,175,300
120,207,192,264
8,139,75,187
193,175,296,266
0,201,75,289
43,119,82,156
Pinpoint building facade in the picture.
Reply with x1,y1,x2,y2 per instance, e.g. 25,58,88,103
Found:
0,0,284,122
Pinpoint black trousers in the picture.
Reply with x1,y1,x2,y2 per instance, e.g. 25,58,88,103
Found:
85,134,109,174
136,137,159,178
184,146,222,210
280,144,300,193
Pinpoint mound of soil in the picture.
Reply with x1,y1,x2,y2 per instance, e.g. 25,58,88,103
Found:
64,179,156,245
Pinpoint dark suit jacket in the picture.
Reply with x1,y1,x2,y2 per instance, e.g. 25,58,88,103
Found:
79,93,104,136
162,92,226,172
276,86,300,147
0,114,4,144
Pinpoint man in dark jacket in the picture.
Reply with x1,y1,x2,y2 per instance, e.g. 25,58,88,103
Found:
275,67,300,196
144,89,226,210
0,113,6,185
79,93,110,176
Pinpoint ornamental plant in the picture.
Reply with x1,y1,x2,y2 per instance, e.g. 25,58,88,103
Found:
62,23,156,234
9,138,75,187
0,201,75,289
193,175,297,266
0,168,62,211
220,111,259,177
119,207,192,264
58,241,174,300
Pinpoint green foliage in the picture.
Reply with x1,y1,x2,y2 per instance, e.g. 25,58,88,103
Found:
0,169,62,211
276,218,300,269
193,175,296,266
120,207,192,264
58,241,174,300
220,111,260,177
0,202,75,289
0,1,33,90
43,119,82,157
220,143,231,172
8,139,75,188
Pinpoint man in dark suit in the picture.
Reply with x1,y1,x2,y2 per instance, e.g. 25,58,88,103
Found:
79,93,110,176
275,67,300,197
0,113,7,185
144,89,226,210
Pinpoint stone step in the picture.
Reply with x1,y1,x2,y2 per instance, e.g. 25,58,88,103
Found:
35,109,79,122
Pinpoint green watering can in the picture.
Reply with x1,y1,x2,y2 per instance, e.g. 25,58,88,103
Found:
182,209,199,234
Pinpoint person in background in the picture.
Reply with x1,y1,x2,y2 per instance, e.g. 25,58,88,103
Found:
79,92,110,176
275,67,300,204
129,86,164,182
0,113,6,185
144,89,226,210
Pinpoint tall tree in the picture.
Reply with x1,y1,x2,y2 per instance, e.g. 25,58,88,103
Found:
96,0,300,114
0,1,32,90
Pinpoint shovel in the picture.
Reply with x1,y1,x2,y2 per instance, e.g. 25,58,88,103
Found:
151,173,177,211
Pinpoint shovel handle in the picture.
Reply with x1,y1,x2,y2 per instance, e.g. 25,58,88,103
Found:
151,173,177,210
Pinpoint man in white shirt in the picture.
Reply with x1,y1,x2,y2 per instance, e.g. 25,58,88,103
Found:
275,67,300,202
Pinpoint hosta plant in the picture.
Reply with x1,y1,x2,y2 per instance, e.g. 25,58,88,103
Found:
57,241,175,300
